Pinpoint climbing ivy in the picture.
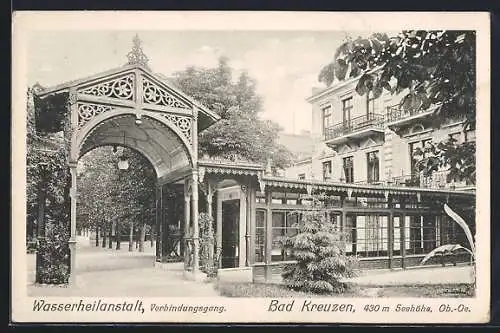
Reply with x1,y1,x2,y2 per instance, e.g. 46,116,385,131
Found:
28,89,71,284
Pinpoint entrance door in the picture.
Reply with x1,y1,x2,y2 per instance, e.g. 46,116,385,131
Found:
221,199,240,268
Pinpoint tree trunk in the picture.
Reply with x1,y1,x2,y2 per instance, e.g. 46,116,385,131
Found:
95,225,99,247
102,223,107,248
128,222,134,251
108,224,113,249
150,225,154,247
116,223,121,250
136,228,139,249
139,223,146,252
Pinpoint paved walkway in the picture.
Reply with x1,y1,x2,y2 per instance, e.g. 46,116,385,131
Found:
27,237,221,297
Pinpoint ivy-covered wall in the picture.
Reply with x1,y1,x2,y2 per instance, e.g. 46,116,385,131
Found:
29,89,72,284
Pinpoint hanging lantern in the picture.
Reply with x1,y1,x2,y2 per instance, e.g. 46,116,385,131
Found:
117,155,129,170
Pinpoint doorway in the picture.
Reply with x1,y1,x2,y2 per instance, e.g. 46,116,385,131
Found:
221,199,240,268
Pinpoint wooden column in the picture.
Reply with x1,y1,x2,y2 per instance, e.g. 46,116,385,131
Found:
155,184,163,262
264,188,273,282
205,182,215,272
190,106,200,275
183,179,191,270
245,182,252,267
401,198,407,269
191,171,200,274
164,184,175,261
388,196,394,269
249,186,257,266
68,162,78,286
216,191,223,268
206,182,214,219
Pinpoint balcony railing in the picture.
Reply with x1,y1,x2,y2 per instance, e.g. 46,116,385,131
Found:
348,171,473,190
386,104,435,123
324,113,384,141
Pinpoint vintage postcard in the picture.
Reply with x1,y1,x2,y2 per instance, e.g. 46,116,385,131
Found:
11,11,490,324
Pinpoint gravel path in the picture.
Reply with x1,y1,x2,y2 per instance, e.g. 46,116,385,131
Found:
27,238,221,297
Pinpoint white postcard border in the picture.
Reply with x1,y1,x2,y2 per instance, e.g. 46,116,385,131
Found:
11,11,491,323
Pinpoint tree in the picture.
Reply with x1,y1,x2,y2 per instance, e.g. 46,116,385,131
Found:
280,199,358,294
78,147,156,252
318,31,476,183
172,57,293,170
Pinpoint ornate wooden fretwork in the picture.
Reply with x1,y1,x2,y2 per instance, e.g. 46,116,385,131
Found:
77,102,113,128
127,34,149,68
78,74,135,101
160,113,192,145
142,77,190,109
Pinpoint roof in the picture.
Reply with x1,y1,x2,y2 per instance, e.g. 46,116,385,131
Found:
260,176,476,199
34,63,221,127
306,65,383,104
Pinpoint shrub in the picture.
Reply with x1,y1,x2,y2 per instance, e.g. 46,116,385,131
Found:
281,198,358,294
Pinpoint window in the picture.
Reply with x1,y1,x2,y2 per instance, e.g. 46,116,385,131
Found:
322,105,333,135
367,151,380,183
343,156,354,183
344,214,388,257
298,173,306,180
322,160,332,181
367,91,376,115
409,139,432,177
255,210,266,262
404,215,440,255
342,97,353,126
393,216,401,255
271,212,299,262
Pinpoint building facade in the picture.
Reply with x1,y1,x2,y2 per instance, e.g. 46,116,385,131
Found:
285,76,475,191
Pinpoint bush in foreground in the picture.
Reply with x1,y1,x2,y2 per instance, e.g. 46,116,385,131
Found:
281,199,358,294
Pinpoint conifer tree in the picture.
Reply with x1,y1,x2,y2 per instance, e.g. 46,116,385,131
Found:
281,198,358,294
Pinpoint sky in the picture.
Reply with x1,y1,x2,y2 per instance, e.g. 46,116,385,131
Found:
27,30,355,134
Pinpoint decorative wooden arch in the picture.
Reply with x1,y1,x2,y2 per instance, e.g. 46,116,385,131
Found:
32,35,220,284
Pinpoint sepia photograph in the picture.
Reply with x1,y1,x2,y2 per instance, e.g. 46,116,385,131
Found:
11,11,490,323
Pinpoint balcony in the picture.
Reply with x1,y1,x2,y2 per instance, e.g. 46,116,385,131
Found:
386,104,438,132
347,171,474,191
389,171,472,190
324,113,385,148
